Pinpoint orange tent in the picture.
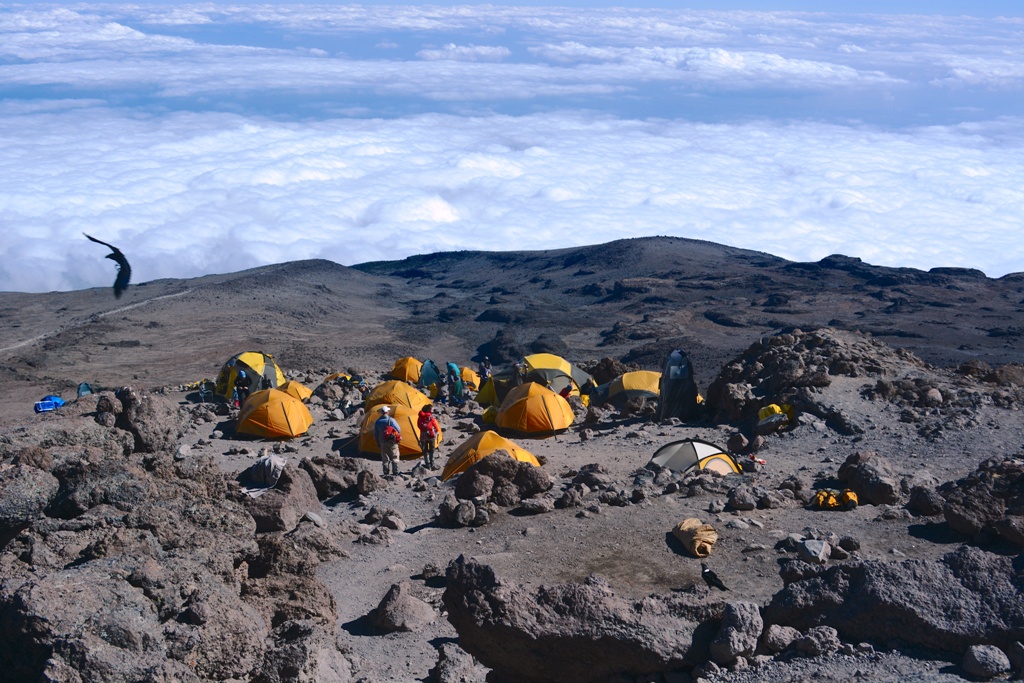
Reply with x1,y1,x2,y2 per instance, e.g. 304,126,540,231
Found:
441,430,540,482
496,382,574,435
237,389,313,439
278,380,313,402
358,404,443,460
364,380,430,412
390,357,423,383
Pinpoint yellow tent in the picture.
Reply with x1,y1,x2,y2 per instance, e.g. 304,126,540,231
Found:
278,380,313,402
364,380,430,412
215,351,286,400
496,382,574,435
522,353,593,388
390,357,422,383
591,370,661,406
441,430,540,482
237,389,313,439
358,404,443,460
460,366,481,391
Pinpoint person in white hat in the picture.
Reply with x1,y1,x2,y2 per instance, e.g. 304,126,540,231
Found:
373,405,402,476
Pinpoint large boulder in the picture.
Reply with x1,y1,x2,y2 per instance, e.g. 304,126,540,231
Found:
453,453,552,510
0,464,59,540
940,458,1024,545
709,601,762,664
442,555,722,683
237,466,322,533
114,387,185,454
298,454,362,500
764,545,1024,654
368,582,436,633
252,620,353,683
837,451,901,505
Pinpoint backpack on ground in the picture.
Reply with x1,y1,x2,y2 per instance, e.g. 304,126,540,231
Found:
814,488,858,510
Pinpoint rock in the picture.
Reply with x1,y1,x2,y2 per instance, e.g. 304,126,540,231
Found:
837,451,901,505
453,501,476,527
1007,641,1024,673
513,463,554,498
797,540,831,564
709,602,763,664
761,624,801,654
556,487,585,509
906,485,945,516
765,545,1024,654
442,555,722,683
114,386,185,454
727,433,749,453
239,467,323,533
727,486,757,511
12,446,53,471
429,641,489,683
962,644,1011,678
941,458,1024,543
455,470,494,501
518,497,555,515
299,455,362,500
0,464,59,538
252,619,353,683
356,469,386,496
793,625,841,657
368,582,435,633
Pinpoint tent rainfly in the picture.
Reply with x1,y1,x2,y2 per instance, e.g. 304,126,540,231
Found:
390,357,423,383
364,380,431,412
496,382,574,435
441,430,540,482
237,389,313,439
278,380,313,402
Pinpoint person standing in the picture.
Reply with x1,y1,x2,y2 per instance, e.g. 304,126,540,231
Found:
373,406,402,476
416,403,441,469
478,356,492,382
233,370,252,407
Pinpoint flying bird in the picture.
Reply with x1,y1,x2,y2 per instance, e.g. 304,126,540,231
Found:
84,233,131,298
701,563,729,591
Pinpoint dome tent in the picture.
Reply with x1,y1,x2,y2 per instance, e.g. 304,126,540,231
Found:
441,430,540,482
215,351,286,400
365,380,430,412
496,382,574,435
389,357,423,383
590,370,661,407
278,380,313,402
237,389,313,439
649,438,740,475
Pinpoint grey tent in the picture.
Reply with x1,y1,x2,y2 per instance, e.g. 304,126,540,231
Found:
649,438,740,475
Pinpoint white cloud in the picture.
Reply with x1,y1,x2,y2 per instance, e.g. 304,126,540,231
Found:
2,109,1022,296
416,43,512,62
0,4,1022,293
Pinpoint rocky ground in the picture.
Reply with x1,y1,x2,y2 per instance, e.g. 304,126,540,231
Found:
1,237,1023,682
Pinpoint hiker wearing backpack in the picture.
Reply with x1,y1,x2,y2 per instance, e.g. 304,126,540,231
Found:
417,404,441,469
373,405,402,476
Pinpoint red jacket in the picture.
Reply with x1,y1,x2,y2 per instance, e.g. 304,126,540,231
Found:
417,410,439,438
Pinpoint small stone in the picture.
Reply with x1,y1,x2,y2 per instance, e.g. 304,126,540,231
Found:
302,511,325,527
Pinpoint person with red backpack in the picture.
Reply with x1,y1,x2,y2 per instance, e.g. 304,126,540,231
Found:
373,405,402,476
417,404,441,469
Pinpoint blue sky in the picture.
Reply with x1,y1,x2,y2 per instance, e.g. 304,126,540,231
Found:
1,3,1022,293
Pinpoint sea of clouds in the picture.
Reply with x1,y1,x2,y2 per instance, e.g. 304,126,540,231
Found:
1,4,1022,293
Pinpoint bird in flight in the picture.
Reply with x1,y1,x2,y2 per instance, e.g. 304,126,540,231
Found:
84,233,131,298
701,563,729,591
